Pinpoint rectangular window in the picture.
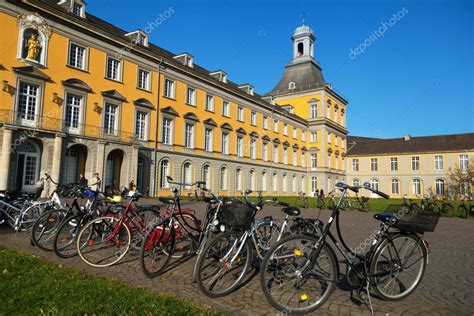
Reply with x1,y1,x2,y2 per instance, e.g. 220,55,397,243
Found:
184,123,194,148
250,139,256,159
370,158,378,171
221,132,229,154
163,78,175,99
161,117,173,145
64,93,82,132
283,147,288,164
204,128,213,152
17,82,39,124
104,102,118,135
72,2,82,16
327,133,331,143
68,43,86,69
137,68,150,90
283,124,288,136
273,120,279,133
390,157,398,171
352,159,359,172
263,143,268,161
310,132,317,143
106,56,121,81
237,106,244,121
302,131,306,141
293,128,297,139
310,104,317,118
434,155,443,170
412,156,420,171
222,100,230,116
391,180,399,195
186,87,196,105
311,153,317,169
237,136,244,157
292,150,297,166
273,145,279,163
460,154,469,170
205,94,214,111
135,110,148,140
251,112,257,126
263,116,268,129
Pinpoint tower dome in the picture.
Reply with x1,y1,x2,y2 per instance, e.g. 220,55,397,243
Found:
293,24,314,38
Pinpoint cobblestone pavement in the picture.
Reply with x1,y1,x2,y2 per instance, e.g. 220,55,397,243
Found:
1,202,473,315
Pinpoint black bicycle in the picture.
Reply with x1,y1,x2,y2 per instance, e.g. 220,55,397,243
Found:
260,182,435,314
457,195,473,218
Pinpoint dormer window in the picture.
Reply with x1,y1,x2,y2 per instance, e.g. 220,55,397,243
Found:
124,30,149,47
238,84,254,95
288,81,296,90
58,1,86,18
72,2,82,16
210,70,227,83
173,53,194,67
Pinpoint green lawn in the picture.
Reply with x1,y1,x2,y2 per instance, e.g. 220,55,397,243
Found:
0,247,225,315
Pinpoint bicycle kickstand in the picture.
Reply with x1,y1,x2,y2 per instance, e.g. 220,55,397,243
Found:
356,279,374,315
365,279,374,315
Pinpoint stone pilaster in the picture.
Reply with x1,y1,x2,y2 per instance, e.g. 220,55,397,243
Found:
0,128,14,190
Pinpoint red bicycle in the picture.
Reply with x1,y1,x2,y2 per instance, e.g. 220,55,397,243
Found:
76,191,160,268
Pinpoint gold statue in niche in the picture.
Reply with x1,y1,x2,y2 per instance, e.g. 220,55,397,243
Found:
25,33,41,61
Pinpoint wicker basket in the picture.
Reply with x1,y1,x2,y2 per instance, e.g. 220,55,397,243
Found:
395,211,440,233
218,199,255,230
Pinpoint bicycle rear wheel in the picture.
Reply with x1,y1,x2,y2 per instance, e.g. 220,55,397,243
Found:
370,233,427,301
77,216,131,268
196,230,252,298
443,204,454,218
260,234,338,314
140,222,175,278
53,213,90,258
457,205,468,218
31,209,69,251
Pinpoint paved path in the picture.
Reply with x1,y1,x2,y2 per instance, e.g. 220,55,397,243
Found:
1,203,473,315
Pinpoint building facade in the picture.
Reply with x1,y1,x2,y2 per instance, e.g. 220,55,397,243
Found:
346,134,474,198
0,0,347,197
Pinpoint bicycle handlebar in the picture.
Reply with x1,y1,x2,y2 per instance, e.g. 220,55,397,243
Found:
335,182,389,199
166,176,206,189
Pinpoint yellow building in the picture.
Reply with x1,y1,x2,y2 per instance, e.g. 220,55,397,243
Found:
346,134,474,198
0,0,347,196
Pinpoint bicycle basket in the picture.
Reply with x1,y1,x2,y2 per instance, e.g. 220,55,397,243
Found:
395,211,440,233
218,199,255,230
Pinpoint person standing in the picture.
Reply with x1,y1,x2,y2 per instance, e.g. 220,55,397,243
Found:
129,180,136,192
78,174,88,187
34,177,45,200
91,173,101,193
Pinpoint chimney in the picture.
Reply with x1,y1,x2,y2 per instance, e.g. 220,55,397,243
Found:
404,134,411,141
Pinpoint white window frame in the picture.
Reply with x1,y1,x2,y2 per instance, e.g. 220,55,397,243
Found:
163,78,175,99
250,138,256,159
184,122,195,149
370,158,378,171
221,132,229,154
273,145,279,163
412,179,421,195
273,119,279,133
283,123,288,136
292,150,297,167
283,147,288,164
105,55,122,81
186,86,196,106
460,154,468,170
159,160,170,189
250,111,257,126
310,132,317,143
352,159,359,172
103,101,120,135
263,116,268,129
412,156,420,171
204,128,214,152
293,128,297,139
237,106,244,122
301,152,306,168
434,155,443,170
263,142,268,161
222,100,230,117
237,136,244,157
236,168,243,191
310,153,317,170
161,116,173,145
310,103,317,119
435,179,445,196
205,94,214,112
135,109,149,141
137,68,151,91
68,42,87,70
220,167,228,191
391,179,399,194
390,157,398,171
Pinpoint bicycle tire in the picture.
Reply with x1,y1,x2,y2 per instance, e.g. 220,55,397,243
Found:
260,233,338,314
196,230,252,298
129,207,161,251
171,213,199,258
255,218,282,253
31,209,69,251
370,233,427,301
443,204,454,218
457,205,468,219
76,216,131,268
53,213,92,258
140,222,175,278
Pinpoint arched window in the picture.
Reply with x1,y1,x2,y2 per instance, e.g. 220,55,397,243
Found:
250,170,256,191
353,178,360,187
182,162,192,189
289,81,296,90
159,159,170,188
282,174,288,192
202,164,211,189
391,178,400,195
297,42,304,56
236,168,242,191
370,178,379,191
311,176,318,194
273,173,278,192
292,175,297,193
262,171,267,191
412,179,421,195
220,167,228,191
301,175,306,194
435,179,445,196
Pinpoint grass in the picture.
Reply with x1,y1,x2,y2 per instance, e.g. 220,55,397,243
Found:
0,247,226,315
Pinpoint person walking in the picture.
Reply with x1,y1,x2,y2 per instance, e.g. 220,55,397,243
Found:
91,173,101,193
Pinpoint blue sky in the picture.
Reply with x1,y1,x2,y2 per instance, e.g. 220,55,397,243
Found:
88,0,473,138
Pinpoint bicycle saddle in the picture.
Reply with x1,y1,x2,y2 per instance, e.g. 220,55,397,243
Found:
282,206,301,216
158,197,174,205
374,212,398,224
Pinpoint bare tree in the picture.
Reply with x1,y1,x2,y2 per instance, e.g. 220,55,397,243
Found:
447,159,474,199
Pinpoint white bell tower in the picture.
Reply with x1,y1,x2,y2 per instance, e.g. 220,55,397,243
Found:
292,22,315,63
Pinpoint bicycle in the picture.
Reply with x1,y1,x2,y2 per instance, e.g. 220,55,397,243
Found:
194,189,322,298
296,191,308,209
140,177,205,278
75,190,160,267
260,182,434,314
457,195,473,219
341,194,370,212
432,195,454,218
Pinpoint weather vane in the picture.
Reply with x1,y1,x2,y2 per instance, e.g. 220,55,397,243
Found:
301,13,306,25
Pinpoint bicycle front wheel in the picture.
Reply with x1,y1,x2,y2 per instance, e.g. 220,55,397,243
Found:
140,222,175,278
77,216,131,268
196,230,252,298
31,209,69,251
260,234,338,314
370,233,427,301
443,204,454,218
